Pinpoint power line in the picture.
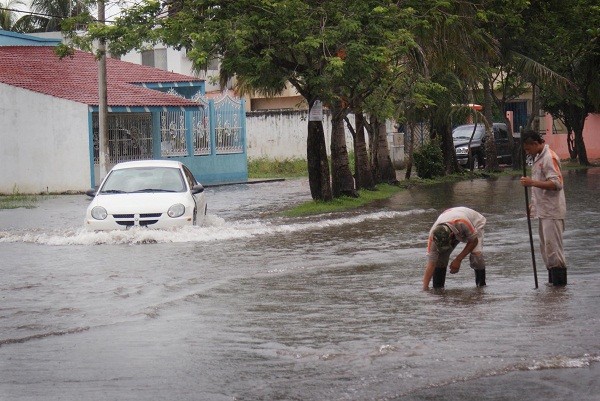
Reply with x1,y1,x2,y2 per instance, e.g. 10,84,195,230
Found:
0,6,113,23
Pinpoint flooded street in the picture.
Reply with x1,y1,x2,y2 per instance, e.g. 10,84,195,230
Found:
1,170,599,401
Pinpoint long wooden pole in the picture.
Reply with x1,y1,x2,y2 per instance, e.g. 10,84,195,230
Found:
522,148,539,289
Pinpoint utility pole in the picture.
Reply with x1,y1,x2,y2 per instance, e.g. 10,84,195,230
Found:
97,0,108,180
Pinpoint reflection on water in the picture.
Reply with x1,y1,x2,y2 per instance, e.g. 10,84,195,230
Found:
0,170,599,400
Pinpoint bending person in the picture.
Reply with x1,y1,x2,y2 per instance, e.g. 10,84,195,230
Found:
423,207,487,290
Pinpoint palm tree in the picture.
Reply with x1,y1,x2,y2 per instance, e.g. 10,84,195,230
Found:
15,0,91,32
0,0,25,31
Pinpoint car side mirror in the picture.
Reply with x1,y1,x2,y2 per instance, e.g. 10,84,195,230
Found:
85,188,97,197
192,184,205,194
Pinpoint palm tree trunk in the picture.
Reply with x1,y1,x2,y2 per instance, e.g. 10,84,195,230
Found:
330,101,357,198
369,115,397,184
350,112,375,190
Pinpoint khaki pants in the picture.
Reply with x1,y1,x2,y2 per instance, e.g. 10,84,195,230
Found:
538,218,566,269
435,230,486,271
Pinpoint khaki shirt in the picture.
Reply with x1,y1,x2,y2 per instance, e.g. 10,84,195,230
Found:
530,145,566,219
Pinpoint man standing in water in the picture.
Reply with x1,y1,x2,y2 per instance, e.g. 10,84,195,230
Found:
423,207,487,290
520,130,567,286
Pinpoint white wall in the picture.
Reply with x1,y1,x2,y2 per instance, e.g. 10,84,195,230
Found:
0,84,91,194
246,110,357,159
246,110,405,167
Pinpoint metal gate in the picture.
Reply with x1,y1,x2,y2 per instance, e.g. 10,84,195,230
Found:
192,100,211,155
92,113,153,164
214,95,243,154
92,95,244,164
405,121,430,150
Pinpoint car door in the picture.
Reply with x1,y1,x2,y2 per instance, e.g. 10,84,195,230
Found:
182,165,207,223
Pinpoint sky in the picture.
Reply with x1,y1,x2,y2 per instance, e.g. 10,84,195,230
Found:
6,0,127,22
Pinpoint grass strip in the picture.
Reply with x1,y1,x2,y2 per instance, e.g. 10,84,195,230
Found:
0,193,42,209
248,157,308,178
284,184,402,217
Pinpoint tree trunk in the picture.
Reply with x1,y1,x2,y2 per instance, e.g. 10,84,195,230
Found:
404,122,415,180
574,128,589,165
369,116,397,184
564,106,590,165
482,77,500,172
330,102,357,198
526,84,540,131
307,120,332,201
350,112,375,190
437,122,458,175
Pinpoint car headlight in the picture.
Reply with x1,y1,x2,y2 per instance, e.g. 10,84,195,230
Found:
455,146,468,155
168,203,185,218
90,206,108,220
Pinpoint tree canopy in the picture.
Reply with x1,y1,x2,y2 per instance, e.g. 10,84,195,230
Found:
57,0,600,190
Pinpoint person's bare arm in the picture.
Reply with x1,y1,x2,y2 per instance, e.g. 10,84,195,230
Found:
449,237,478,273
423,259,436,290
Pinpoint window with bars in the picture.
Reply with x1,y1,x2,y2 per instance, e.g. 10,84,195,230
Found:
92,113,153,164
160,111,188,157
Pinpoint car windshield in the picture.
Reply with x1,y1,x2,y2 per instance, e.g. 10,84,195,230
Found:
100,167,186,194
452,126,484,140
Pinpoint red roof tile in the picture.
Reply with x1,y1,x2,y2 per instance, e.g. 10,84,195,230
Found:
0,46,204,107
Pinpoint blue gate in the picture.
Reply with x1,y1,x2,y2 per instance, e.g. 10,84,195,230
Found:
90,93,247,187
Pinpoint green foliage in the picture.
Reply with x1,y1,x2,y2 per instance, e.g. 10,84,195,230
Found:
248,153,356,179
248,157,308,178
0,187,40,209
0,0,25,30
412,139,445,179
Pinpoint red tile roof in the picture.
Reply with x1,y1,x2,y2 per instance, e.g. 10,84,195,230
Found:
0,46,204,107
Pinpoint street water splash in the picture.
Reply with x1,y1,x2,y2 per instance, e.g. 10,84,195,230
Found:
0,210,431,245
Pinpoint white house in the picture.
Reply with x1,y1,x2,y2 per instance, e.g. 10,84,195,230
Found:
0,31,248,194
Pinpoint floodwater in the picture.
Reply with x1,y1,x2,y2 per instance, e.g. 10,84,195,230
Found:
1,170,599,401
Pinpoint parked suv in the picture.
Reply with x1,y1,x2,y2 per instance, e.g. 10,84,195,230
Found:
452,123,513,169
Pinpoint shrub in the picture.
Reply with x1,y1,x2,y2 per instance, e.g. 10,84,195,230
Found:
412,139,444,179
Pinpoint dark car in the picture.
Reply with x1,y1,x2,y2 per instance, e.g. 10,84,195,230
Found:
452,123,513,169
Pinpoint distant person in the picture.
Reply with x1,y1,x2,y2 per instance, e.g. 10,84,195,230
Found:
520,130,567,286
423,207,487,290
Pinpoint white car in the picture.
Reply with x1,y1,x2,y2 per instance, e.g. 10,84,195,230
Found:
85,160,207,231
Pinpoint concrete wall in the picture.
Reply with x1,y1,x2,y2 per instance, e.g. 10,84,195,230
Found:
245,109,405,167
245,109,356,159
0,83,91,194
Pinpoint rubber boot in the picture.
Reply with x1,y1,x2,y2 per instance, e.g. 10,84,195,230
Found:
548,269,553,284
475,269,486,287
552,268,567,286
432,267,447,288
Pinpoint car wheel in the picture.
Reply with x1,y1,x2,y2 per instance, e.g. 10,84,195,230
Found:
193,208,197,225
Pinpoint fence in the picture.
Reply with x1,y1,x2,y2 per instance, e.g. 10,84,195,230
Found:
92,94,244,165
